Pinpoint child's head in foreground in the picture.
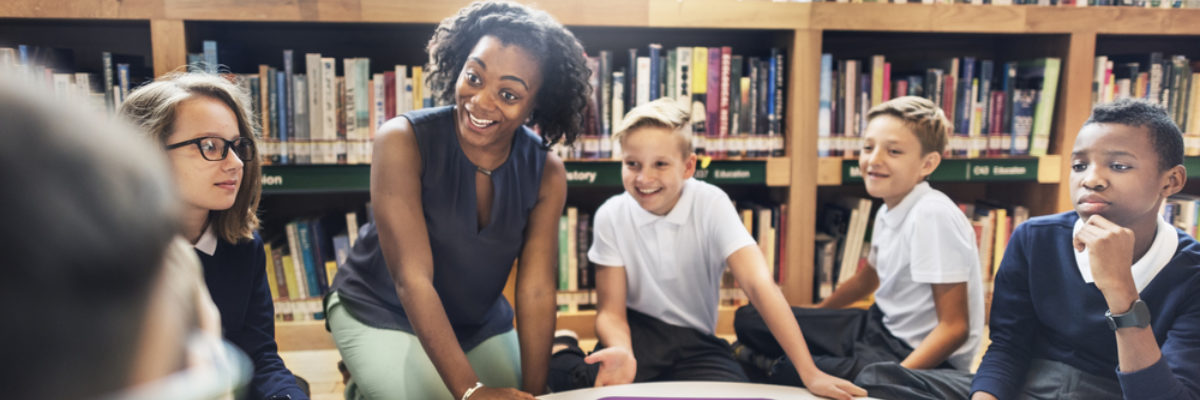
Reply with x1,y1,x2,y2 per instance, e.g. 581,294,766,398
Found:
1071,98,1186,227
614,98,697,216
860,96,950,207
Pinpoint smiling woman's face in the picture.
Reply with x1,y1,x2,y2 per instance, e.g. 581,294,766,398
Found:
454,35,543,149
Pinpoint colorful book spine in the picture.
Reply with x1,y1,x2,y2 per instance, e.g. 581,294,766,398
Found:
1029,57,1061,157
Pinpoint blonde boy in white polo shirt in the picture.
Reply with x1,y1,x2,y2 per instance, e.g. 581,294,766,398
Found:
823,96,984,375
546,98,865,400
736,97,983,395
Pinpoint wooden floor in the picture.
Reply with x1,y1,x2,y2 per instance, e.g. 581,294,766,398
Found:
280,350,345,400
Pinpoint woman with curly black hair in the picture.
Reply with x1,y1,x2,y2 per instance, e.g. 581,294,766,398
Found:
325,1,590,399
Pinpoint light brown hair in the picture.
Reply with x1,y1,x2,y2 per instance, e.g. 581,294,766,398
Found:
866,96,950,155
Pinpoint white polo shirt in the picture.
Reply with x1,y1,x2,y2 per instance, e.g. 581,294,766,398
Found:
589,178,757,334
869,181,985,371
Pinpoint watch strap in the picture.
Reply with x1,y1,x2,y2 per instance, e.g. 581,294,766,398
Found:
1106,299,1151,330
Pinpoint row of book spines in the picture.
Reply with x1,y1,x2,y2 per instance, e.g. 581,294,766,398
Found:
1093,54,1200,141
558,208,591,313
738,203,789,285
962,203,1031,283
818,54,1060,158
581,46,787,160
272,298,325,322
1164,195,1200,239
262,211,362,305
553,135,786,162
220,58,434,165
192,42,432,138
0,47,142,115
813,196,874,303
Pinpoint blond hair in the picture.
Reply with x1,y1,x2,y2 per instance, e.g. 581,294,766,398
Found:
120,72,262,244
613,98,693,157
866,96,950,155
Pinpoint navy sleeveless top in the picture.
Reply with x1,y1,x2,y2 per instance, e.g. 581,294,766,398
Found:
330,105,547,350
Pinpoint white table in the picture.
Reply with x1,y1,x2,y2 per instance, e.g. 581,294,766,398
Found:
539,381,879,400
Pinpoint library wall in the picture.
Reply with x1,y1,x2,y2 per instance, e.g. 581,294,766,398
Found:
3,0,1200,340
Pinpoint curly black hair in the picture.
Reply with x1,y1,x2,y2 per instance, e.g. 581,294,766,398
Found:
426,0,591,146
1085,98,1183,171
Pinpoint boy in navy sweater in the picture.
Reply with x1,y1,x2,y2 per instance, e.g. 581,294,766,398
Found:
972,99,1200,399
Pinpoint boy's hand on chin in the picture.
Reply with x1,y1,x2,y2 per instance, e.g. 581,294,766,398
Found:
1073,215,1139,309
584,346,637,387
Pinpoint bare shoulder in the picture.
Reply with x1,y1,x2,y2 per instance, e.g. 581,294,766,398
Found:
371,116,424,170
539,149,567,194
374,116,417,149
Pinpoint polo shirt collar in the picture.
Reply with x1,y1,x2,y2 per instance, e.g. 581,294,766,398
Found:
1072,215,1178,293
632,178,696,227
880,181,933,228
194,225,218,256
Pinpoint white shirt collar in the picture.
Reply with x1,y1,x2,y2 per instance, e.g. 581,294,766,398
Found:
1073,215,1178,293
631,178,696,227
879,181,933,228
194,225,218,256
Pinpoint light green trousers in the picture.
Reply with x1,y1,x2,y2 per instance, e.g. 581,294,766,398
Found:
326,292,522,400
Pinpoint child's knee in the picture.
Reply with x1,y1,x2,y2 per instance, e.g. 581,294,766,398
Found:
853,361,907,386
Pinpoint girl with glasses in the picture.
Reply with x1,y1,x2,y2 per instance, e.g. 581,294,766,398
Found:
121,72,308,400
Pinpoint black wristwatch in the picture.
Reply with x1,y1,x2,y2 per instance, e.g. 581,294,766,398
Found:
1106,299,1151,331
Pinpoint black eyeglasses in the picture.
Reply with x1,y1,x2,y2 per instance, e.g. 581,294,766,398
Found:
165,136,256,162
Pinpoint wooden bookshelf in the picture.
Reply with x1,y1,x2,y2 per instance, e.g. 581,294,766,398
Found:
6,2,1200,347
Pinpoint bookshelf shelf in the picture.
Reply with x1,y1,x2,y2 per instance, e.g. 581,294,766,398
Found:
275,320,335,352
555,305,740,340
262,165,371,194
819,155,1062,186
261,158,790,193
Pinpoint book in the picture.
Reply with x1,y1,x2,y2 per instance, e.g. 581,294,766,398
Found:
692,47,709,152
320,57,339,164
1010,89,1036,155
836,197,872,287
264,242,280,299
1026,57,1061,157
283,50,298,163
293,74,310,165
306,53,323,158
718,46,732,158
648,43,662,102
817,54,831,157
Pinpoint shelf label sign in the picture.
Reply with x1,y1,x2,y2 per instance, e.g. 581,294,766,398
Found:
564,161,765,186
991,166,1027,176
565,170,598,184
697,162,762,184
260,165,371,193
844,158,1038,182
